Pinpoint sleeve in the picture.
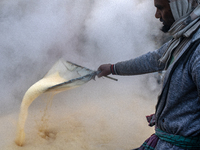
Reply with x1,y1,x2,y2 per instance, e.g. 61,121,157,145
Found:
190,44,200,95
114,42,168,76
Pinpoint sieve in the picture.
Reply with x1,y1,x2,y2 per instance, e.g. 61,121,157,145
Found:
45,59,118,92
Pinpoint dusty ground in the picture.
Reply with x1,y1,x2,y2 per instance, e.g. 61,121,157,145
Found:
0,91,156,150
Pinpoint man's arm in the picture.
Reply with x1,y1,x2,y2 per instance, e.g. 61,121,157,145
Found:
98,42,168,77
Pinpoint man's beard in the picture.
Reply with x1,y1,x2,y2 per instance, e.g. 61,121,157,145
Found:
161,24,171,33
159,18,172,33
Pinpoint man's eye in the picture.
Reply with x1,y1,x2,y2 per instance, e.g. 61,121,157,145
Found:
157,6,163,10
155,5,163,10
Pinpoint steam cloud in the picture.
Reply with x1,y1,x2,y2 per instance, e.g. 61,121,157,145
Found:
0,0,164,149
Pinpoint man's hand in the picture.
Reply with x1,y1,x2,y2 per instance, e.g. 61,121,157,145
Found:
97,64,112,77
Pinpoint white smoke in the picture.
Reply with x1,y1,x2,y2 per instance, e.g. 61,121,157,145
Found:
0,0,164,149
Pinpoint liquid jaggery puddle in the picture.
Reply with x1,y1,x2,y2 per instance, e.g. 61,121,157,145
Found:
15,72,66,146
38,129,57,141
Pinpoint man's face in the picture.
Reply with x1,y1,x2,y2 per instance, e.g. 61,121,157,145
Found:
154,0,175,33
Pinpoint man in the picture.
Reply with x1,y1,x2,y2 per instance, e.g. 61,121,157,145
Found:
98,0,200,149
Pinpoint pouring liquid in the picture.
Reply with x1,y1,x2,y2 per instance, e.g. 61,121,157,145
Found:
15,72,67,146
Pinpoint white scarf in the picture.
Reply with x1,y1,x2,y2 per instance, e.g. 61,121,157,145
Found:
159,0,200,67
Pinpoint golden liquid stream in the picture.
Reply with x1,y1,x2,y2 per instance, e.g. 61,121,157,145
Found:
15,72,67,146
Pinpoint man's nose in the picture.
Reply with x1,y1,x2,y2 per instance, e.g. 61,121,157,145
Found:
155,9,161,19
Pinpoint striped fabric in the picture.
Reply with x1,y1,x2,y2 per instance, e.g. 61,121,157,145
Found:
159,0,200,67
138,134,159,150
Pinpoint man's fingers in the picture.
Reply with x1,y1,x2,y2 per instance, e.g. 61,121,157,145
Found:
97,64,112,77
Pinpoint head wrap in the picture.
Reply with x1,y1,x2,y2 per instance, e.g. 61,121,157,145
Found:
159,0,200,66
